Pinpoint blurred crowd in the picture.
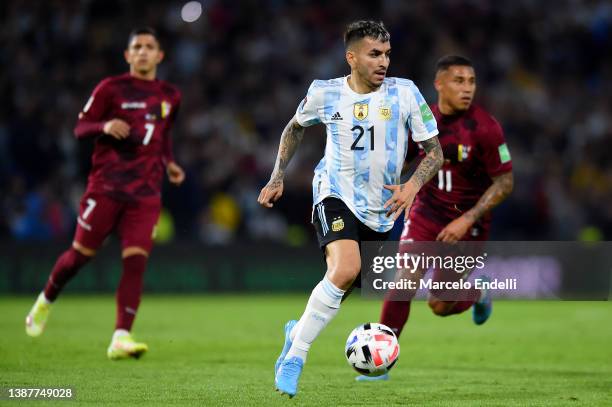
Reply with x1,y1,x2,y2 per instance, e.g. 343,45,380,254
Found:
1,0,611,244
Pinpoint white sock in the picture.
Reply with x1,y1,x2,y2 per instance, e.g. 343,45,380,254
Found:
112,329,130,340
286,277,345,362
39,292,52,305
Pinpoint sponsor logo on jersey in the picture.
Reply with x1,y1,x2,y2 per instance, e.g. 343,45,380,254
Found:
121,101,147,109
332,217,345,232
498,143,511,163
353,103,369,120
378,106,392,120
161,101,172,119
331,112,343,121
419,103,434,122
145,113,157,121
458,144,471,162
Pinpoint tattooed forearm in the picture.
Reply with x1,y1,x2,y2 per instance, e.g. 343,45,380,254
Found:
465,172,514,222
410,136,444,188
270,117,305,184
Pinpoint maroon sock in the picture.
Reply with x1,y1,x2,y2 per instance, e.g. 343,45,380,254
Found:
446,289,481,315
115,255,147,331
448,300,474,314
43,248,91,301
380,297,411,338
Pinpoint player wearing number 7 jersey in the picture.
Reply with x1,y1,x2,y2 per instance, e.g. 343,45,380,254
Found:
258,20,443,397
25,27,185,360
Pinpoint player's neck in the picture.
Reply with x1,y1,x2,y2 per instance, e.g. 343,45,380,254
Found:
437,100,459,116
129,68,156,81
347,73,379,94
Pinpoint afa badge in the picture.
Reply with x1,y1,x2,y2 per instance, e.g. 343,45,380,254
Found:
332,217,345,232
353,103,368,120
378,106,391,120
161,101,172,119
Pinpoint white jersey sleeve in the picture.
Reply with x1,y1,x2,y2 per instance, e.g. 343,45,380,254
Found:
295,81,323,127
405,83,439,142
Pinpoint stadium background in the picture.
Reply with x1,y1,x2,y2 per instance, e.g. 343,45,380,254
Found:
1,2,610,406
1,0,611,294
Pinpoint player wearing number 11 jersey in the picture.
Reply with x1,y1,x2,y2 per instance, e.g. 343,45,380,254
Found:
25,27,185,360
356,56,514,382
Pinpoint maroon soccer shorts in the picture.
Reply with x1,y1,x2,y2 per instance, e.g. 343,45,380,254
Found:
398,215,489,301
400,214,489,244
74,192,161,253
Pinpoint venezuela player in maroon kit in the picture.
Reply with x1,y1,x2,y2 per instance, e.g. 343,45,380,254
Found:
357,55,514,381
25,28,185,360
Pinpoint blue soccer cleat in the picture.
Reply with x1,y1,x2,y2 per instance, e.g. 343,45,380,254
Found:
275,356,304,397
355,373,389,382
275,320,297,376
473,277,492,325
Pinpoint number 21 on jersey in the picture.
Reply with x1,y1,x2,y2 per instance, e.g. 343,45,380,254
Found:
351,125,374,151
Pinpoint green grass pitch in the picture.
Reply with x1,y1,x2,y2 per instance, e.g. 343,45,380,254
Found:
1,296,611,406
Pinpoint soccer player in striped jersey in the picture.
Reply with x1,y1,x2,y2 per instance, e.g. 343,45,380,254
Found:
258,20,443,397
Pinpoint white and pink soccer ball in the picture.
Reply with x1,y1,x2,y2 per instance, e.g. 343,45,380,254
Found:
345,323,400,376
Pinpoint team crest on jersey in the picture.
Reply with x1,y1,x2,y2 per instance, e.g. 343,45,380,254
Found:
332,217,345,232
458,144,472,162
161,101,172,119
353,103,369,120
378,106,392,120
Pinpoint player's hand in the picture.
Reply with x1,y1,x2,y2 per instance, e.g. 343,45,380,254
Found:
383,181,418,221
103,119,130,140
166,161,186,186
258,178,283,208
436,215,474,244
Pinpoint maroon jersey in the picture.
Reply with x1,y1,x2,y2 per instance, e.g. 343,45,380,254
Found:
407,104,512,229
74,73,181,202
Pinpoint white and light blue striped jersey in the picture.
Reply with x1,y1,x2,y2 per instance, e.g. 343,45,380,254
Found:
295,76,438,233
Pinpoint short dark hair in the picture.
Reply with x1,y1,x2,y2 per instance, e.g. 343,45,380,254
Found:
127,27,162,49
435,55,473,73
344,20,390,49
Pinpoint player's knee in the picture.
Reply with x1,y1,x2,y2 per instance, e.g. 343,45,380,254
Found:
428,299,453,316
327,260,361,291
122,246,149,259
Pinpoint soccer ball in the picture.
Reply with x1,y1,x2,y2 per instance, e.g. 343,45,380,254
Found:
345,323,400,376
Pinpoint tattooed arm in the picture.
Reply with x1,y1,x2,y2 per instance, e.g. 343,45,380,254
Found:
465,172,514,222
257,116,305,208
409,136,444,188
437,171,514,243
383,136,444,220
